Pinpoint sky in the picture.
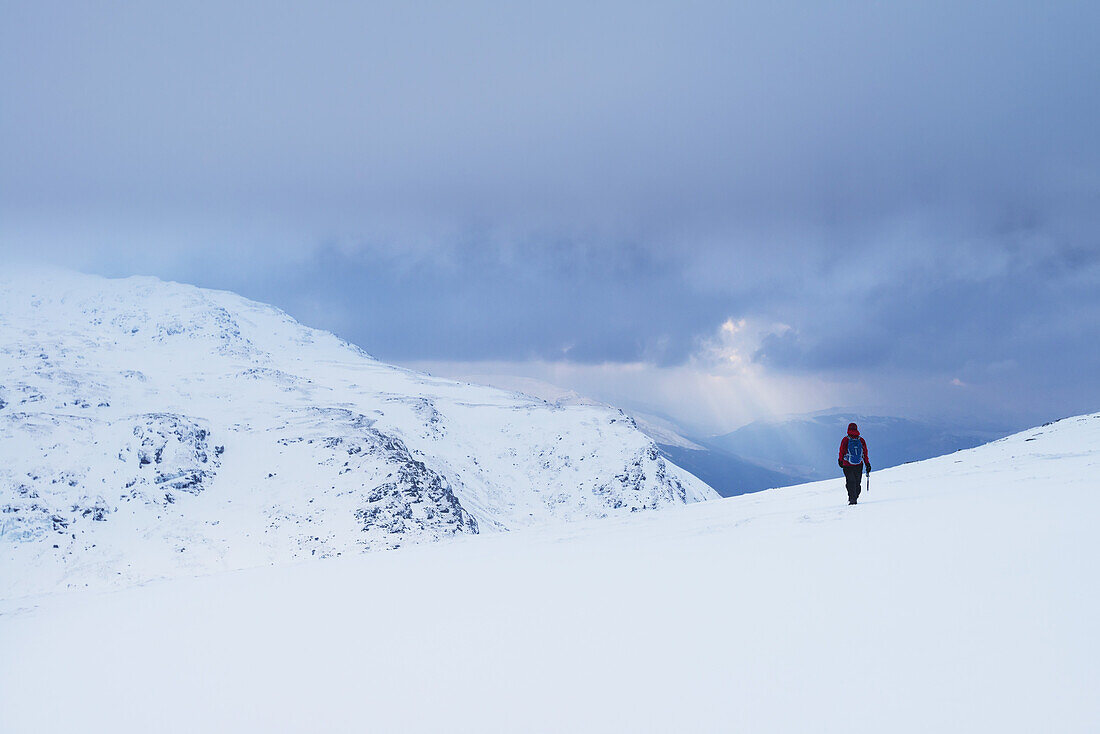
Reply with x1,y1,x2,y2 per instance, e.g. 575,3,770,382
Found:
2,1,1099,434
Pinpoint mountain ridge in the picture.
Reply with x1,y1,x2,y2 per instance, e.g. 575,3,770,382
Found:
0,270,716,597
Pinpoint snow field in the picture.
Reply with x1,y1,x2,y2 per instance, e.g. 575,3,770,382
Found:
2,414,1097,732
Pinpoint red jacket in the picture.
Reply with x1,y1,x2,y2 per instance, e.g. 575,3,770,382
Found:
839,431,869,467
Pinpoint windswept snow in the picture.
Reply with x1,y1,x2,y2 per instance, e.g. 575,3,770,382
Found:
0,270,714,597
1,413,1097,733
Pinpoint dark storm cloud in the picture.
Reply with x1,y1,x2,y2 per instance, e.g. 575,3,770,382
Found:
4,1,1097,230
753,249,1100,376
231,238,736,366
2,0,1099,423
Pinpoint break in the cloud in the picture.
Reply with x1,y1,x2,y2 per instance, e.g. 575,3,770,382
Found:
2,1,1099,431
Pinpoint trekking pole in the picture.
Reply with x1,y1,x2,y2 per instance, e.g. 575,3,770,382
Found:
866,470,870,494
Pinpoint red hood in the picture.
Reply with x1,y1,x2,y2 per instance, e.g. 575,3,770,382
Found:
847,422,860,437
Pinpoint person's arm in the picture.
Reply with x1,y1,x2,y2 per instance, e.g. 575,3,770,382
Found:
839,437,848,467
862,437,870,471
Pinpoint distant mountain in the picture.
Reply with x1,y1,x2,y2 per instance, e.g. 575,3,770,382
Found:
706,411,1012,480
0,270,716,597
655,444,810,497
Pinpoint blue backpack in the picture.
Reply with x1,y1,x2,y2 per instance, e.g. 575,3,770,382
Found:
845,437,864,465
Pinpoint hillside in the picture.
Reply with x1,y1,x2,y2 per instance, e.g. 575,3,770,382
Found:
2,413,1096,733
0,270,715,597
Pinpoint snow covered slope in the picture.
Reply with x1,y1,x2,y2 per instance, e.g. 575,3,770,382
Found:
0,270,715,597
1,413,1096,733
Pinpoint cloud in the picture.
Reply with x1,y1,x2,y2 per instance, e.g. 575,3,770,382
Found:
1,0,1098,428
4,1,1098,236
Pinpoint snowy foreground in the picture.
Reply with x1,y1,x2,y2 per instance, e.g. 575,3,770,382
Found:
3,414,1099,733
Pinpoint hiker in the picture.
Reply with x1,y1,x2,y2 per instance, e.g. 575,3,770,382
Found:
838,422,870,505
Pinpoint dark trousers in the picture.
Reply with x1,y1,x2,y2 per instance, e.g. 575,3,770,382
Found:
843,464,864,504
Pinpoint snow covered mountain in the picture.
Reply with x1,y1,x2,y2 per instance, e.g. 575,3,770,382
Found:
2,412,1096,733
0,270,715,597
